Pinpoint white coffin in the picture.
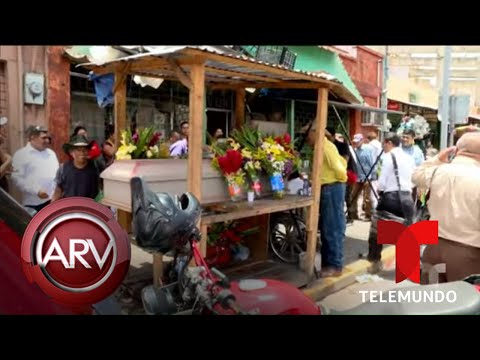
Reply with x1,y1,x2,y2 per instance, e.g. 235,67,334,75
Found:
100,159,232,212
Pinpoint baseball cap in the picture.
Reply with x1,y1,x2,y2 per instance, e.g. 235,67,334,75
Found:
26,125,48,137
353,133,364,142
0,117,7,126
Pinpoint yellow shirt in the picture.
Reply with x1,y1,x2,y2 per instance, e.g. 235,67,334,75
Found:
320,137,348,185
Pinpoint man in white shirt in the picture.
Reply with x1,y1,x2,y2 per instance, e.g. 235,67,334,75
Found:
367,132,415,272
11,126,59,212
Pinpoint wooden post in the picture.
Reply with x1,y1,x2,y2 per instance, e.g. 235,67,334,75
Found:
187,61,205,199
235,88,246,129
114,70,127,150
188,61,206,256
113,71,131,233
305,87,329,278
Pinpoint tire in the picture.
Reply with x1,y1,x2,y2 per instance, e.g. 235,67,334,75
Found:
269,212,307,263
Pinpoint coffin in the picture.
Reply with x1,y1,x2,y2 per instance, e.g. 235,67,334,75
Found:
100,159,233,212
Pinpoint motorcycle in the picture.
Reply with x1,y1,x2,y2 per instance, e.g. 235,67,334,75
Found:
131,177,480,315
131,176,321,315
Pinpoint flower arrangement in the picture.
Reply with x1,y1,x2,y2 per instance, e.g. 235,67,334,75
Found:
211,145,246,201
210,126,302,200
230,127,264,196
206,220,259,267
115,127,169,160
396,115,430,139
254,135,299,199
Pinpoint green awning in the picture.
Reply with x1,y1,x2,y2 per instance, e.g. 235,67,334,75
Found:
287,46,363,104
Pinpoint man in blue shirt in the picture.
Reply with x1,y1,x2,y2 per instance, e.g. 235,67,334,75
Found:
401,129,424,167
348,133,375,221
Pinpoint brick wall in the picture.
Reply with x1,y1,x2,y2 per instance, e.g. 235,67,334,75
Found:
341,47,384,137
341,47,383,107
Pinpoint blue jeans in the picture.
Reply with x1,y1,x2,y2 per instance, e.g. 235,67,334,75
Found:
319,182,346,270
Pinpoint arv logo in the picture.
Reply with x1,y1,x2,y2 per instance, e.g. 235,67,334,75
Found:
22,198,130,306
42,238,114,269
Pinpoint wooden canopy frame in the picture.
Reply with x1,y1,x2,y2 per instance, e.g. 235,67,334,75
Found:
80,46,359,280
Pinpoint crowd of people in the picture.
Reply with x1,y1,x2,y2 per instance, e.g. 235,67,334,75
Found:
0,119,226,212
2,114,478,283
310,120,480,283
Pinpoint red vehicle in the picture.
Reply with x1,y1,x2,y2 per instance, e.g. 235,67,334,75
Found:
132,177,480,316
0,188,120,315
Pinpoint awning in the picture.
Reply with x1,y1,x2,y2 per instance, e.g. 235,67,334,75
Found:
328,100,405,115
74,46,361,104
388,98,437,112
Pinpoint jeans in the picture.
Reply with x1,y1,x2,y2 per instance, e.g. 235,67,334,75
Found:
319,182,346,270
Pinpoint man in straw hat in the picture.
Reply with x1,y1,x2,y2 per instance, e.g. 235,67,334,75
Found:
51,134,101,202
301,121,348,277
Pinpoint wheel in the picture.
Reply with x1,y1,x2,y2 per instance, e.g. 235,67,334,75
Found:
269,212,307,263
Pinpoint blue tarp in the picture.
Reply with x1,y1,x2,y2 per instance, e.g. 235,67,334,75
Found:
88,72,114,108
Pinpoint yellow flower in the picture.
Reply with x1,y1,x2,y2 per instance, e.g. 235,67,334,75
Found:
147,150,153,158
271,146,281,156
241,149,253,159
254,161,261,170
116,153,132,160
120,131,128,146
228,139,241,151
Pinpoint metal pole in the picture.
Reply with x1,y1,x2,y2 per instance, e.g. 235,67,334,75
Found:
381,46,389,140
440,46,452,150
449,97,456,147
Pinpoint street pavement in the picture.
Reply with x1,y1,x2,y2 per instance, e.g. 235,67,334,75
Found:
319,219,420,312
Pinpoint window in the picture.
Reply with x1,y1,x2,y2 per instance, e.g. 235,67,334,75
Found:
361,112,384,126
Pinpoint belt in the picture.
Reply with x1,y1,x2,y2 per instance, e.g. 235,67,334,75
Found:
322,181,343,188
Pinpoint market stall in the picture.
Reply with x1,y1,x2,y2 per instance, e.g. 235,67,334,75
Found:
79,46,360,286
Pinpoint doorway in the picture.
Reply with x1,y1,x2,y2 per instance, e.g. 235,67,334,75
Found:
206,108,232,143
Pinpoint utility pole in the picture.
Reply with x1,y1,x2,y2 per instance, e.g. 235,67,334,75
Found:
439,46,452,150
380,45,389,140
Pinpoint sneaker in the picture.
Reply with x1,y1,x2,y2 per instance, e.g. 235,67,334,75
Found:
367,261,383,274
320,267,343,278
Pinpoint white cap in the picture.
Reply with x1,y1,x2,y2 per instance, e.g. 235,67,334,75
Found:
0,117,7,126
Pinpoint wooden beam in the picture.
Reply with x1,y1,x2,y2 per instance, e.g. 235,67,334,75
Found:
168,58,193,90
181,48,332,85
206,66,281,83
209,81,332,90
304,87,329,278
187,61,205,200
113,63,131,95
114,70,127,149
235,88,246,129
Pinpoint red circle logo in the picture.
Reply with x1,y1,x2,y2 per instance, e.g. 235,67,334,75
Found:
21,197,131,306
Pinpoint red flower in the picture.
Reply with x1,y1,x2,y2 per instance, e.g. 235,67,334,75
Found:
148,132,162,147
222,230,241,244
217,149,243,175
274,133,291,146
132,132,139,143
